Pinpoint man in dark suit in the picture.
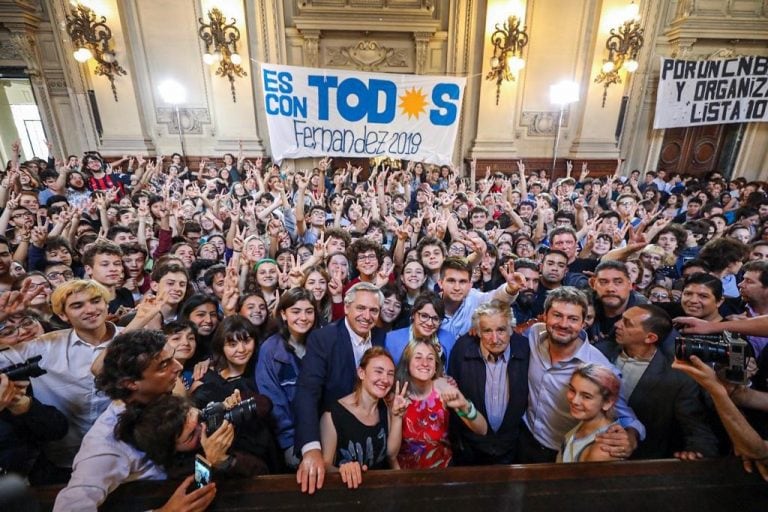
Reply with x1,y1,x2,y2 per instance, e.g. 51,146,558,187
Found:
596,304,718,459
293,282,385,494
448,300,530,464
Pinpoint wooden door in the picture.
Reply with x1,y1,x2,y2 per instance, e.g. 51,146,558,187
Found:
658,123,741,178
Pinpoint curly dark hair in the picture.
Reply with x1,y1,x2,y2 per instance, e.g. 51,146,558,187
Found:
114,395,191,469
95,330,168,401
347,238,386,267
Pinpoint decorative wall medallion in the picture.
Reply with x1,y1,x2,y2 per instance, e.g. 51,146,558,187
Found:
156,107,211,135
326,40,407,70
520,110,570,137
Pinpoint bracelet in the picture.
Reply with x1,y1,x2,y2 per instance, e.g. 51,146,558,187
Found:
456,400,477,420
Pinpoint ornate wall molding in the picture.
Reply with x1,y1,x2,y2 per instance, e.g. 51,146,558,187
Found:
301,29,320,67
45,75,68,95
156,107,211,135
326,40,408,70
10,33,40,75
0,39,22,60
519,110,570,137
413,32,431,74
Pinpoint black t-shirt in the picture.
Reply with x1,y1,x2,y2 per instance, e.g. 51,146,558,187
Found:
108,287,135,315
569,258,598,275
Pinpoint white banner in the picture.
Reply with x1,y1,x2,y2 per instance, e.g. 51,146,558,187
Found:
260,63,466,165
654,56,768,129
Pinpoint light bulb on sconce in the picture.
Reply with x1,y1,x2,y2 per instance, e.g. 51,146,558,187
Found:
623,59,639,72
73,47,93,62
203,53,215,65
624,2,640,21
230,53,242,65
507,55,525,73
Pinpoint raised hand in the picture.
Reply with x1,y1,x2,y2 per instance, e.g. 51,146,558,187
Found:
288,255,304,288
578,162,589,181
390,381,410,417
328,267,345,300
499,259,527,295
221,263,240,314
0,280,35,322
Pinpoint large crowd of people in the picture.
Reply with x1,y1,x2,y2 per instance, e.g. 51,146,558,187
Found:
1,138,768,510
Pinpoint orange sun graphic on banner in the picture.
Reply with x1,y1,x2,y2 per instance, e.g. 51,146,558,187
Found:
399,87,428,120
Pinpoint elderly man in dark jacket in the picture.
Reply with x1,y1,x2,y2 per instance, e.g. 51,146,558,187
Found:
448,300,529,465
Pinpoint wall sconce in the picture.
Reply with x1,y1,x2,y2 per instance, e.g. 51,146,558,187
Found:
65,2,126,102
198,8,246,102
485,15,529,105
594,2,644,107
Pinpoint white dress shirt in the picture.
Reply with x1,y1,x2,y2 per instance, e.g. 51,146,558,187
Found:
53,401,167,512
0,324,121,468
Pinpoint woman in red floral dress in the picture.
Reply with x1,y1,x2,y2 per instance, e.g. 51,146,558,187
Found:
389,340,487,469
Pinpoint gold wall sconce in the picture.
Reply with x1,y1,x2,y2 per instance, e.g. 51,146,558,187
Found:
65,2,127,102
485,14,529,105
594,2,644,107
198,8,246,102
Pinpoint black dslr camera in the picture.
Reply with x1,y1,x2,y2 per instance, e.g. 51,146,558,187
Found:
200,397,258,433
675,331,749,384
0,355,46,381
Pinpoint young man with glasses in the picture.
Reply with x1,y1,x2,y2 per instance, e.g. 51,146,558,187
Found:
44,263,75,288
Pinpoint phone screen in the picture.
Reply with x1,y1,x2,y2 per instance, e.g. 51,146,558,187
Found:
194,455,212,489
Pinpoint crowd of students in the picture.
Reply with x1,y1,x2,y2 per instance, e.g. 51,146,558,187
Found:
1,139,768,510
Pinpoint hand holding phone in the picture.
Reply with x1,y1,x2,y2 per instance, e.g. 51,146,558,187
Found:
194,455,212,489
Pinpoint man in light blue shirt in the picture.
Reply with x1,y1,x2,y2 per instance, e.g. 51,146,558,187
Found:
520,286,646,463
439,257,525,338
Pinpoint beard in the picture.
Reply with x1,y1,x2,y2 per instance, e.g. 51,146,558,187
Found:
517,290,537,307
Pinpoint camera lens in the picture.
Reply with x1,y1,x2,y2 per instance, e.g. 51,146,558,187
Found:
675,337,729,364
224,397,257,427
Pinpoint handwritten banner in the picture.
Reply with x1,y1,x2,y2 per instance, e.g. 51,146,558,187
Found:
654,56,768,129
260,63,465,164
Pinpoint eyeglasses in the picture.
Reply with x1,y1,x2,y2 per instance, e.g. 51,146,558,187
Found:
416,311,441,325
46,270,74,280
649,292,670,300
357,253,378,262
618,201,636,207
0,317,38,337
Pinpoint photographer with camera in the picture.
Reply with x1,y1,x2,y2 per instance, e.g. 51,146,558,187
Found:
192,316,280,474
673,355,768,480
53,329,215,512
116,391,266,480
0,371,68,483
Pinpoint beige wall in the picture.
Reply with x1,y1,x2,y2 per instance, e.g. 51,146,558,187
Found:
2,0,768,180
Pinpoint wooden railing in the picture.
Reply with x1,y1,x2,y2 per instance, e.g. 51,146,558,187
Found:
31,457,768,511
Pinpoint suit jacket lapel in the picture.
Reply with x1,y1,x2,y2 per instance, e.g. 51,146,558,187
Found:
336,320,356,376
632,349,667,400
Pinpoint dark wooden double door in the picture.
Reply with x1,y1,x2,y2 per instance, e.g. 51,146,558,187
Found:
658,123,744,178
